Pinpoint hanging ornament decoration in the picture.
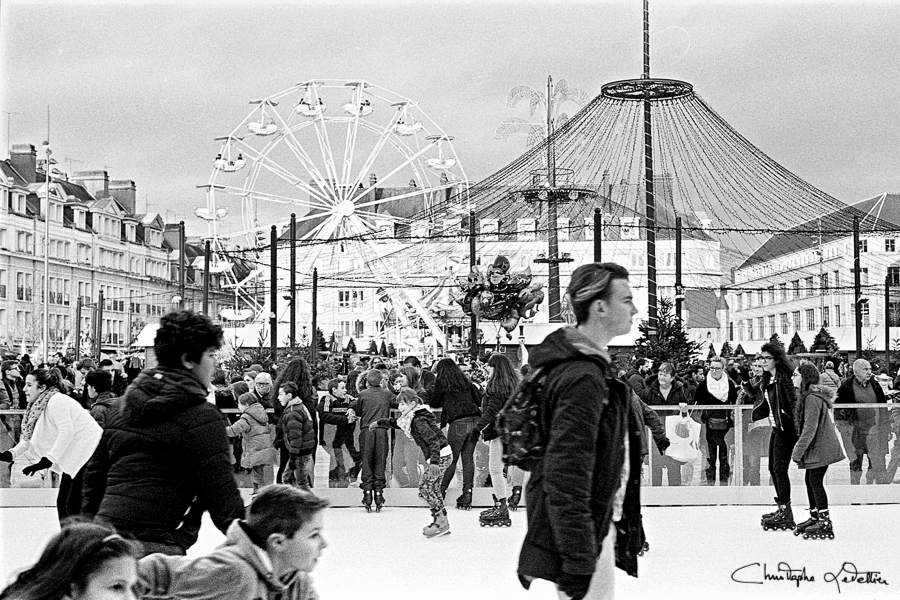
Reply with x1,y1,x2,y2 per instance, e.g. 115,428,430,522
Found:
454,255,544,333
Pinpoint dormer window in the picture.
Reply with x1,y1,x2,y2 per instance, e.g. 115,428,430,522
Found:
75,210,86,229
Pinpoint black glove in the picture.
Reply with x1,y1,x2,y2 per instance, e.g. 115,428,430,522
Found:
557,572,593,600
22,457,52,476
656,436,671,454
0,451,12,462
470,428,481,443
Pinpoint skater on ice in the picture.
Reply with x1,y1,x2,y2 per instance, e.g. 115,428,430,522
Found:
791,361,845,540
370,387,452,537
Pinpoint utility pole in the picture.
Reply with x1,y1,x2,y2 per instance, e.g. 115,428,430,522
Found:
469,210,478,361
202,239,210,315
311,268,318,365
74,297,82,362
642,0,658,341
178,221,186,308
290,213,297,349
96,290,104,362
593,208,602,262
853,216,862,357
818,218,825,327
885,275,891,373
270,225,278,363
675,216,684,322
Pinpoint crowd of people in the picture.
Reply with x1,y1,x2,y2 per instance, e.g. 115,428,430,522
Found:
1,262,900,599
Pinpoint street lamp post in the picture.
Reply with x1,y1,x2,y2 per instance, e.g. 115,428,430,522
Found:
41,141,52,363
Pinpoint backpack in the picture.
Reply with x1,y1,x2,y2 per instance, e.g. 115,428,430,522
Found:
496,365,551,471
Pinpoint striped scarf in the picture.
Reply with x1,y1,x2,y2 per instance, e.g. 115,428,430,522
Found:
22,388,55,442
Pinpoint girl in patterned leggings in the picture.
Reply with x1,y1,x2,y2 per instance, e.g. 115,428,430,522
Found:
371,387,453,538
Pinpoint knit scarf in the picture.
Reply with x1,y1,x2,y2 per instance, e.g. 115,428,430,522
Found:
22,388,55,442
396,405,430,439
706,372,730,401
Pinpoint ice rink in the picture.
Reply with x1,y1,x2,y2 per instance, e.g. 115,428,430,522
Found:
2,489,898,600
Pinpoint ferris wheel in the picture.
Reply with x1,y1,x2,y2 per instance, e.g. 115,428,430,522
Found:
199,79,469,345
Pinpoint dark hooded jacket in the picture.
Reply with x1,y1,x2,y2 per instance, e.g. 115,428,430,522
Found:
88,391,117,430
751,371,798,436
518,326,643,587
81,367,245,551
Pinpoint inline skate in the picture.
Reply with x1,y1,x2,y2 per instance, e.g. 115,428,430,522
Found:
374,489,384,512
793,508,818,536
802,511,834,540
362,490,373,512
479,498,511,527
480,494,500,517
456,487,472,510
761,502,794,531
760,497,781,524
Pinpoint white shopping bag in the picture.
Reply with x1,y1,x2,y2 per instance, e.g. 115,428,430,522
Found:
664,414,701,463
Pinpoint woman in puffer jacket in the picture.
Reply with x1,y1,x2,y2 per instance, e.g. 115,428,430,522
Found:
791,361,845,540
227,395,276,495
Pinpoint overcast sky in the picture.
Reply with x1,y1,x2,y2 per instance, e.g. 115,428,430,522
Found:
1,0,898,236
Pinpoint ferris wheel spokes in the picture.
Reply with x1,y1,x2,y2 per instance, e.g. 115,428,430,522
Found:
352,179,457,211
236,140,336,207
347,138,441,206
344,106,407,196
340,82,367,188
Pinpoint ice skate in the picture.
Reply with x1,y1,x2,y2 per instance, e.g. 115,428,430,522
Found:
508,485,522,511
802,511,834,540
479,497,511,527
362,490,373,512
374,489,385,512
480,494,500,517
761,503,794,531
456,486,472,510
793,508,818,536
423,509,451,538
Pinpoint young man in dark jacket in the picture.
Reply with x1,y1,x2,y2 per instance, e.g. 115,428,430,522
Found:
82,310,245,557
518,263,643,600
278,382,316,491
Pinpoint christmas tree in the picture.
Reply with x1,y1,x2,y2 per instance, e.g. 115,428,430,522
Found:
787,332,807,354
768,333,785,349
633,298,701,367
809,327,839,355
720,341,733,358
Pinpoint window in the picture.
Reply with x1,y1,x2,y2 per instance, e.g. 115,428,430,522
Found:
890,302,900,327
757,317,764,339
779,282,788,303
768,315,775,336
0,228,6,249
890,267,900,286
833,270,840,290
792,280,800,300
768,286,776,305
338,290,351,310
860,267,869,286
746,291,753,309
820,272,829,292
516,219,536,242
823,306,830,327
479,219,499,241
16,232,32,253
792,311,801,331
75,210,86,229
556,218,570,241
859,239,868,253
0,269,5,299
351,291,365,310
354,320,365,339
734,293,742,311
780,313,789,335
835,305,841,327
887,239,896,252
16,272,33,301
619,217,639,240
806,308,815,330
805,277,815,297
757,290,765,307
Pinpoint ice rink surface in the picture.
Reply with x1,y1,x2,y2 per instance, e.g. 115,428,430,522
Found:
2,501,897,600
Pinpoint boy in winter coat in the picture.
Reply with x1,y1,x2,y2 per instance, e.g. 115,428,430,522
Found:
139,485,327,600
277,382,316,491
347,370,396,510
371,387,452,537
226,393,276,495
317,378,360,481
85,369,117,429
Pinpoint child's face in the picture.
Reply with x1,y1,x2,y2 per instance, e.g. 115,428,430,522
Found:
278,388,292,406
399,398,416,413
238,402,249,413
333,382,346,398
71,555,138,600
279,511,327,575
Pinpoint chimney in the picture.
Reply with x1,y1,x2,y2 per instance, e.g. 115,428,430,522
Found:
369,173,377,186
72,170,109,199
9,144,37,184
109,180,137,214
